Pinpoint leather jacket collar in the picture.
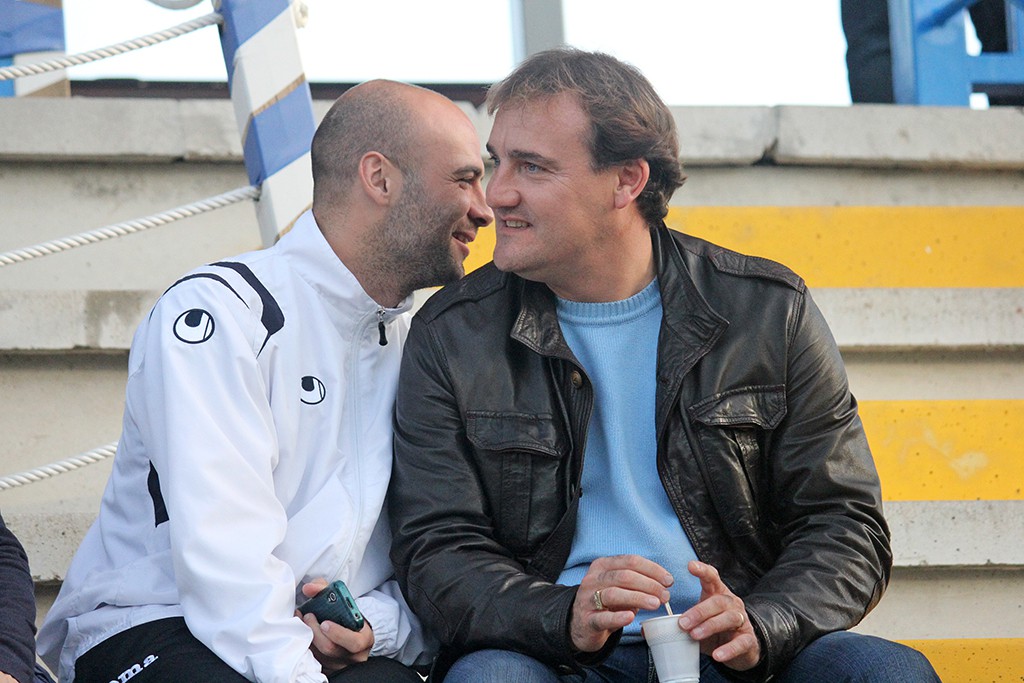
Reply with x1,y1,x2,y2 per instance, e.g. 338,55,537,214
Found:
509,222,729,435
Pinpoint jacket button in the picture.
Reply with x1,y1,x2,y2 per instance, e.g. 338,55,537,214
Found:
570,371,583,388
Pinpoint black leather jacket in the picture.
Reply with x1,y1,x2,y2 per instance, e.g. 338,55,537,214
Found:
389,223,891,681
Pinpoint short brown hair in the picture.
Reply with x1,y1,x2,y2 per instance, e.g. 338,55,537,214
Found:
487,48,685,226
311,81,415,208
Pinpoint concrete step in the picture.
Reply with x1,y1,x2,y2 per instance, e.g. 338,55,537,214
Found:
2,98,1023,680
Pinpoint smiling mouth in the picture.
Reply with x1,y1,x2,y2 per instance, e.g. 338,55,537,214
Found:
452,229,476,244
503,219,529,228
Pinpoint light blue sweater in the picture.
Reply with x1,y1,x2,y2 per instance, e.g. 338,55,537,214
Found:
555,279,700,639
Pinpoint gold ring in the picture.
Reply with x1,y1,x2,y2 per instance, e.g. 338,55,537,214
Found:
592,589,605,611
739,611,746,627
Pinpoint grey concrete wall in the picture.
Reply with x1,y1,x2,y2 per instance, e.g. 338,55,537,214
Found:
3,99,1024,290
1,98,1022,644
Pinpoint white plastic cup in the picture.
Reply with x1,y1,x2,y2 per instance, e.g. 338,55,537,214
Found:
641,614,700,683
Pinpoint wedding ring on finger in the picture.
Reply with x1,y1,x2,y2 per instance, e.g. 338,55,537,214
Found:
592,589,605,611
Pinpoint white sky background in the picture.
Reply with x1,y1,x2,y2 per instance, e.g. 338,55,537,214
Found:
61,0,855,107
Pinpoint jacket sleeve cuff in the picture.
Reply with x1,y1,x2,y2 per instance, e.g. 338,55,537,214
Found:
573,629,622,666
558,587,622,672
734,597,797,682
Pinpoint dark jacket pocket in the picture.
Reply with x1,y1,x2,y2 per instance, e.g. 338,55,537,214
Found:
466,412,568,554
688,386,786,538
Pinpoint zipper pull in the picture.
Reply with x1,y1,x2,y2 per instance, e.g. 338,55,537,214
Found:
377,307,387,346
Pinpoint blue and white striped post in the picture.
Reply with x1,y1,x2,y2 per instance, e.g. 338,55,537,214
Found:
216,0,315,246
0,0,66,97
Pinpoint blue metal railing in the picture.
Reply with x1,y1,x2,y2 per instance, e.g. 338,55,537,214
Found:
889,0,1024,104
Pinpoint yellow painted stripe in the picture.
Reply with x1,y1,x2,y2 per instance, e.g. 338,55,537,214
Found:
899,638,1024,683
465,226,497,274
667,206,1024,288
465,207,1024,287
861,400,1024,502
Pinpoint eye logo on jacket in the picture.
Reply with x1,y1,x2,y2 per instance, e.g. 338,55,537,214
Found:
173,309,215,344
301,375,326,405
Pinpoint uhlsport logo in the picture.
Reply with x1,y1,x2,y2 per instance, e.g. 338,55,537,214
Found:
173,309,215,344
301,375,326,405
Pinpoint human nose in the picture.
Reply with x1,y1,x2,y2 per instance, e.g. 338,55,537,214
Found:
485,164,517,211
470,181,494,228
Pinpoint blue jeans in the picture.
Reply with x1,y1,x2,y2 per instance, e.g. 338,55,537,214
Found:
443,631,940,682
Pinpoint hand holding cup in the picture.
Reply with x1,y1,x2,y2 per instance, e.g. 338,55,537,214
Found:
570,554,673,653
677,560,760,671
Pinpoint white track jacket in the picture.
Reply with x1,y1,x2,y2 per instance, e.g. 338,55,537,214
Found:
38,211,428,682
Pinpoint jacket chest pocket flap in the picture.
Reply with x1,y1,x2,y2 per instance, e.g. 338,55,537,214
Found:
466,411,568,553
687,386,786,538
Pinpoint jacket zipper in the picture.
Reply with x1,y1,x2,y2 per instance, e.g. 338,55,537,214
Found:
377,307,387,346
336,306,385,575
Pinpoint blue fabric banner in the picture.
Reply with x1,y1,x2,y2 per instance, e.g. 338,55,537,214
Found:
0,0,65,58
0,56,13,96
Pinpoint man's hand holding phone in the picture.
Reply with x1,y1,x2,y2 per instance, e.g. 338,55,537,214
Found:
297,578,374,674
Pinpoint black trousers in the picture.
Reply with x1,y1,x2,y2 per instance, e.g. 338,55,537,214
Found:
74,617,424,683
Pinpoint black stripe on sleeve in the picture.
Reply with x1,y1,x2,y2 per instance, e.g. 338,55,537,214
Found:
212,261,285,356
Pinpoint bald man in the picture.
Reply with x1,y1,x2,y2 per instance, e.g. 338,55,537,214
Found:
38,81,492,683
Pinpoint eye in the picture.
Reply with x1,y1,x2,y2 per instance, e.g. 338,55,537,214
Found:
489,154,500,167
524,162,541,173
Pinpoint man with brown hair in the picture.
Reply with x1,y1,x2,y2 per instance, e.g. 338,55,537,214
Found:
388,49,939,682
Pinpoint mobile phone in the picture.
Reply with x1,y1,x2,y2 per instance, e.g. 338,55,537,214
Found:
297,579,365,631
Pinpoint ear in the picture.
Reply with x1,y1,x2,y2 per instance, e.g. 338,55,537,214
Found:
612,158,650,210
358,151,399,206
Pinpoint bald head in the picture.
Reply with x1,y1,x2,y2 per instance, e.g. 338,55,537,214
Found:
310,80,463,210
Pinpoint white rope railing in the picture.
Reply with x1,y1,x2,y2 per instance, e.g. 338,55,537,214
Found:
0,442,118,491
0,185,260,268
0,7,290,488
0,184,259,482
0,12,223,82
